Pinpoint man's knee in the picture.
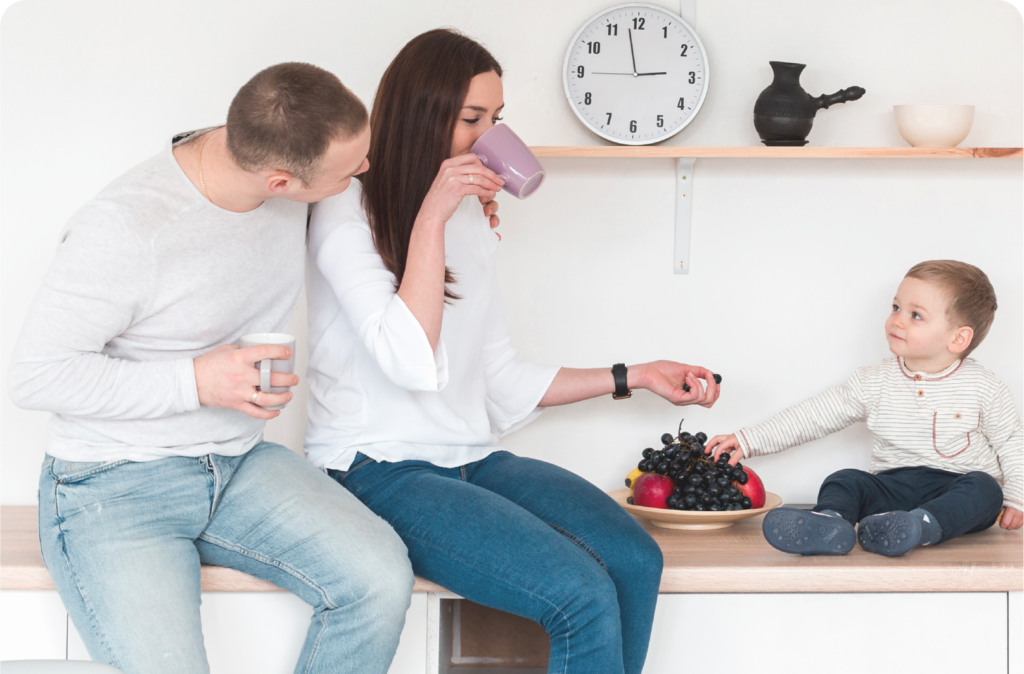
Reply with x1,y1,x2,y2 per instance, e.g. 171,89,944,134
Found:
334,532,414,618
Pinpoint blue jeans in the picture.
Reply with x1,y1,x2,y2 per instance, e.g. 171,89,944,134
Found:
814,466,1004,542
335,451,663,674
38,441,414,674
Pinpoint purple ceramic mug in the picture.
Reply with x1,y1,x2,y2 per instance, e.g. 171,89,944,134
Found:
470,124,546,199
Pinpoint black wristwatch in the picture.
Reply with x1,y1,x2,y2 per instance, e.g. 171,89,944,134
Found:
612,363,632,400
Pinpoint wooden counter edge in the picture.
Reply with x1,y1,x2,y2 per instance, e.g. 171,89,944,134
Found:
5,565,1019,594
0,566,447,594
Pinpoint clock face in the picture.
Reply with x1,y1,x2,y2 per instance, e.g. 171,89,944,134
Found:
563,3,709,145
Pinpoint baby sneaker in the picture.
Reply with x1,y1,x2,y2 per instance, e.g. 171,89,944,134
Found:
762,508,856,555
857,511,922,557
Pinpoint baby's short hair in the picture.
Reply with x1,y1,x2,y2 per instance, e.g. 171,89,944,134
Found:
905,260,998,357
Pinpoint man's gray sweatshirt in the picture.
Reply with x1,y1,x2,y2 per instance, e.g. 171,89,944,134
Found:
8,131,307,461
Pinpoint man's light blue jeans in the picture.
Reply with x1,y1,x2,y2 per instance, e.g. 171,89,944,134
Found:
37,441,414,674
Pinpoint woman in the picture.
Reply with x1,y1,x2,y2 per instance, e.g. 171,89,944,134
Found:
305,29,721,674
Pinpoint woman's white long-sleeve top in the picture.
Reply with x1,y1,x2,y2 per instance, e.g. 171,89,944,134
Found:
304,179,559,471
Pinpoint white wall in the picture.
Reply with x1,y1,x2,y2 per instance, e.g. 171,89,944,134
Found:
2,0,1021,512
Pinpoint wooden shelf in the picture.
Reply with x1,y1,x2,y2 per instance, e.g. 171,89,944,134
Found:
530,146,1022,159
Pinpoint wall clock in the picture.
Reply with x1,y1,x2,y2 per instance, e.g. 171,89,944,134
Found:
563,3,709,145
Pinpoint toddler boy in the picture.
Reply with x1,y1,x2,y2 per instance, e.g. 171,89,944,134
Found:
707,260,1022,556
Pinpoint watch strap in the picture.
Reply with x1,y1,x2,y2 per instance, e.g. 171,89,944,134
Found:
612,363,632,400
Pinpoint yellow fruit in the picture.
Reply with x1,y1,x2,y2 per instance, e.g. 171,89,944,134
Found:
625,467,644,492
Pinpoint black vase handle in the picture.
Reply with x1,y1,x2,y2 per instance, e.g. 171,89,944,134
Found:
814,86,866,110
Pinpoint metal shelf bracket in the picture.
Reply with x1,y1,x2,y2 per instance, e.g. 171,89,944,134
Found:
674,0,696,275
674,157,695,275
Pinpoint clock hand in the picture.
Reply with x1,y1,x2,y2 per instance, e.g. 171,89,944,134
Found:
592,72,635,75
628,29,638,75
636,72,668,76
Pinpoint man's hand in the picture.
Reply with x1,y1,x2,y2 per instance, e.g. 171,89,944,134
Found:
193,344,299,420
705,434,743,465
999,506,1023,530
630,361,720,408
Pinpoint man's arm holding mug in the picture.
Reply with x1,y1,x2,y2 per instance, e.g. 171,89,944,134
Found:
8,214,295,421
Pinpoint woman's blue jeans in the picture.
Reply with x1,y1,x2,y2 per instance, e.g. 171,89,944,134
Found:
38,441,414,674
335,450,663,674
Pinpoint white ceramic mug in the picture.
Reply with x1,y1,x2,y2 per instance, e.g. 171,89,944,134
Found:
239,332,296,410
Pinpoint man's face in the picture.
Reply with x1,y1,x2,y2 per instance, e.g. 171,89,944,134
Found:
279,126,370,203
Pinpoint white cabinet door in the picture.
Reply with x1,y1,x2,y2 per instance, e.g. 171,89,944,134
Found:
67,591,428,674
389,594,426,674
0,591,68,661
67,591,310,669
1011,592,1022,674
647,593,1007,674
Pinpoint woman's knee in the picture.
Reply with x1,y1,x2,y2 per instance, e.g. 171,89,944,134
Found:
604,524,662,586
547,568,621,638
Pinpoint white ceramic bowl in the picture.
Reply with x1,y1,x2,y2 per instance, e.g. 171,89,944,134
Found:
893,104,975,148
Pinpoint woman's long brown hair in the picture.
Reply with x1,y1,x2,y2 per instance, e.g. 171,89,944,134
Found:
361,29,502,300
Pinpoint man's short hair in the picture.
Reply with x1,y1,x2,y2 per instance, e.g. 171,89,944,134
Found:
905,260,998,357
226,62,368,185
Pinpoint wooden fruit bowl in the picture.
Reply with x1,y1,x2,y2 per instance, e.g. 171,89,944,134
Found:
609,488,783,530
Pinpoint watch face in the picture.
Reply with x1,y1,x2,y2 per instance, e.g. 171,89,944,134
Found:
563,3,709,145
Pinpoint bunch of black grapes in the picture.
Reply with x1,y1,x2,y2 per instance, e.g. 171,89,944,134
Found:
630,430,753,511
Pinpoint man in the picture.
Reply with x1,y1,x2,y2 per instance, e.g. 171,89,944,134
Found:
8,63,414,674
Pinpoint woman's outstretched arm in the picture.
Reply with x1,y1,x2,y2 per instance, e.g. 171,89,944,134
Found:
538,362,721,408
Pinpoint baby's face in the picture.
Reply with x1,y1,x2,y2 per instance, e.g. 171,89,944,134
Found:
885,277,959,363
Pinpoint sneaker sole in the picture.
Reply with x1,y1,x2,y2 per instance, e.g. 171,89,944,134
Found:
762,508,856,556
858,511,922,557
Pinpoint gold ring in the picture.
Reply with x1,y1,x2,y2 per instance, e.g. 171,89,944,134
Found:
468,174,474,185
251,390,259,405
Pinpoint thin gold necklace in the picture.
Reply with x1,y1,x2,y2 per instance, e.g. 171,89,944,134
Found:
197,128,220,202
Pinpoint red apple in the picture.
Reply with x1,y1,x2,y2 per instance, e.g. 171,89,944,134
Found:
632,473,675,509
735,466,766,509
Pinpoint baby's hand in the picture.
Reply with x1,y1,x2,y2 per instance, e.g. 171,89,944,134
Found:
705,434,742,465
999,506,1022,530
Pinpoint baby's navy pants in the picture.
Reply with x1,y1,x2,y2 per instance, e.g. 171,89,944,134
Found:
812,466,1004,543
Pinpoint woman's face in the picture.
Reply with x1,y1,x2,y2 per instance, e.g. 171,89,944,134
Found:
450,70,504,157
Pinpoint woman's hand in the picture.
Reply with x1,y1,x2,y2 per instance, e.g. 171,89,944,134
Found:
705,434,743,465
630,361,720,408
417,154,504,228
481,195,500,238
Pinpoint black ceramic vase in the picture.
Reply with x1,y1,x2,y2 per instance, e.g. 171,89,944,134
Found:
753,62,866,146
